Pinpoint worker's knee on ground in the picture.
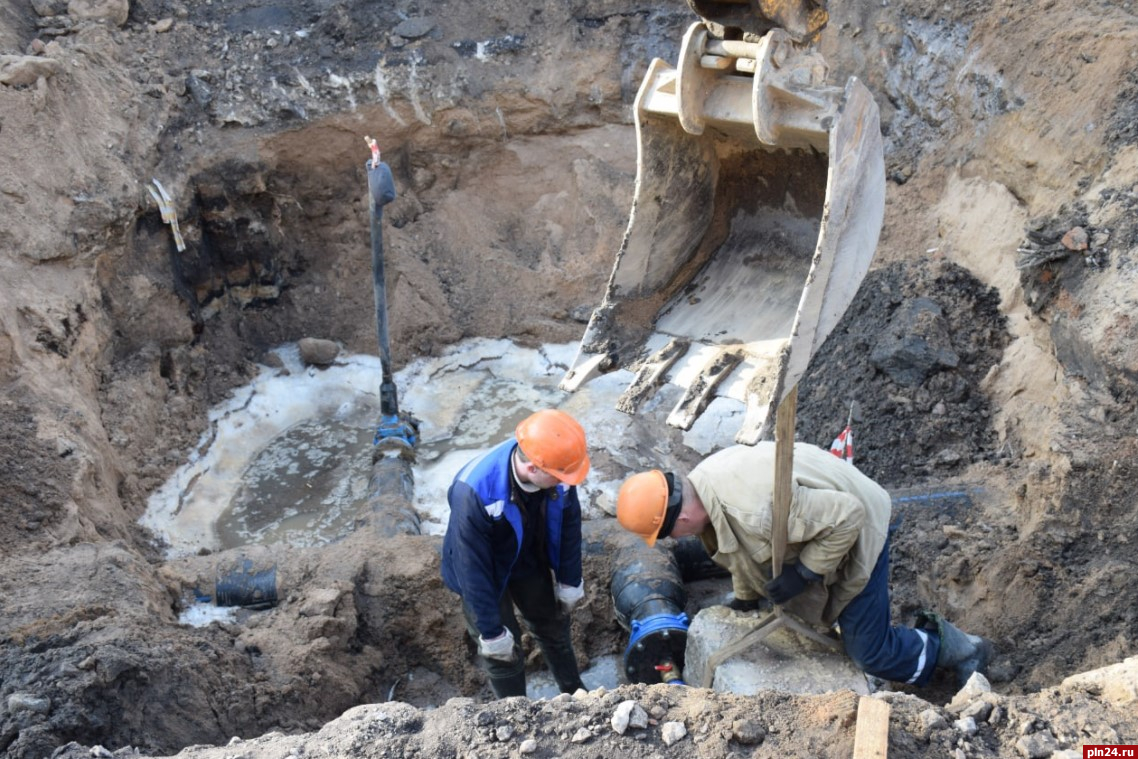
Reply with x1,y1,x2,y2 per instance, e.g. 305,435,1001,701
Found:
842,634,896,678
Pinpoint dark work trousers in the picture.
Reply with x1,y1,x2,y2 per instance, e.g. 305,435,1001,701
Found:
837,536,940,686
463,570,584,698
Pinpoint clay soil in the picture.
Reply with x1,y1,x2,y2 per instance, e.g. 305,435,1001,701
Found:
2,0,1137,758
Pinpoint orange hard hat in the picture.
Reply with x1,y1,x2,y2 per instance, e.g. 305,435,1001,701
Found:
515,409,590,485
617,470,674,546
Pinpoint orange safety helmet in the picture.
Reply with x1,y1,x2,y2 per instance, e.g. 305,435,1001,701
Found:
617,470,678,547
515,409,590,485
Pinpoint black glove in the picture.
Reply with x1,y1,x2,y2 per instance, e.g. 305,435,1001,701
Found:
764,561,820,605
727,596,761,613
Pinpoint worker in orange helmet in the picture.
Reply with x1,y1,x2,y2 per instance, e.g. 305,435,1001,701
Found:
441,409,590,698
616,442,993,688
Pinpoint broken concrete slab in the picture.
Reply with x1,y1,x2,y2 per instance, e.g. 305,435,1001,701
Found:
684,605,870,695
1060,655,1138,706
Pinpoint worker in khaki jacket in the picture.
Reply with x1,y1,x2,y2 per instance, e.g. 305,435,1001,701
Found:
616,442,992,687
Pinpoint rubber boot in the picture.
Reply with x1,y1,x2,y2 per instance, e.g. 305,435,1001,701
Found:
916,611,993,686
488,670,527,699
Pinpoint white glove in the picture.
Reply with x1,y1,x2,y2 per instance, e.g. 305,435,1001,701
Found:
478,628,516,662
555,581,585,614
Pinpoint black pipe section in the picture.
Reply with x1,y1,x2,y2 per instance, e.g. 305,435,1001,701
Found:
610,534,690,685
368,449,420,537
366,155,420,449
672,535,730,583
366,157,399,417
215,558,278,609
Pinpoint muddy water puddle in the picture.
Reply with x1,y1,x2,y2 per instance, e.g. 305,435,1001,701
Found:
142,338,743,557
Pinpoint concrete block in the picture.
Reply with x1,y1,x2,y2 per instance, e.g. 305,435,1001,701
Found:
684,605,869,695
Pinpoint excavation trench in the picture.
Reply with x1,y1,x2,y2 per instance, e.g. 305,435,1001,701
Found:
102,112,1024,753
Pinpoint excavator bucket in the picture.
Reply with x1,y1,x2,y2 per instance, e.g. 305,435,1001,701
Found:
560,22,884,444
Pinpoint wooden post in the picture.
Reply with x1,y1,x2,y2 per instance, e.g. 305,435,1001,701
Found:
771,384,798,578
852,695,890,759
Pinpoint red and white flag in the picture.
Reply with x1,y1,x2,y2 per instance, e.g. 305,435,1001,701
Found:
830,424,854,464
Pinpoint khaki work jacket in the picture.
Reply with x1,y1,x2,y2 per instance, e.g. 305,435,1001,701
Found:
688,442,891,626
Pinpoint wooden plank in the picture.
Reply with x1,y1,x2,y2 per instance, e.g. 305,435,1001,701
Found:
852,695,890,759
770,384,797,578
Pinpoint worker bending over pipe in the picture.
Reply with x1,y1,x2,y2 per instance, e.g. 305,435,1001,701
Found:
616,442,994,687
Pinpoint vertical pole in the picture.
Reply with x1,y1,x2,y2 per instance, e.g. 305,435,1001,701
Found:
770,384,797,579
365,139,399,417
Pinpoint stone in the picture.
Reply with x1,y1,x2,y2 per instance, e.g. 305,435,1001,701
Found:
392,17,435,39
7,693,51,714
1015,731,1059,758
661,721,687,746
0,55,61,87
730,718,765,745
1060,655,1138,705
68,0,129,27
919,708,948,731
610,700,647,734
870,297,959,386
298,337,339,367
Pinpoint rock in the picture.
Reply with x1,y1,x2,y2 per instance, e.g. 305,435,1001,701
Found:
948,672,992,712
1015,730,1059,758
1060,226,1089,251
150,18,174,32
1060,655,1138,705
518,739,536,754
730,717,765,745
68,0,129,27
660,721,687,746
7,693,51,714
870,297,959,386
298,337,339,367
494,725,512,741
31,0,69,16
570,727,591,743
919,708,948,731
961,699,993,723
953,716,977,736
0,55,62,86
610,700,647,734
392,17,435,39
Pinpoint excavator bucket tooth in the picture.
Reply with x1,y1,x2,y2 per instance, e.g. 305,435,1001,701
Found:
616,337,689,415
666,347,743,430
561,23,884,444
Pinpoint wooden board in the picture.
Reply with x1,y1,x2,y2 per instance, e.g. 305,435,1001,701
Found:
852,695,890,759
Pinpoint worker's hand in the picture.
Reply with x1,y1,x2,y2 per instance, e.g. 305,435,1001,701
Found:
727,596,762,613
555,581,585,614
478,628,516,662
764,561,819,605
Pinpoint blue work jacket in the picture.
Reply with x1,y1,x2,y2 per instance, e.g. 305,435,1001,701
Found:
440,438,583,639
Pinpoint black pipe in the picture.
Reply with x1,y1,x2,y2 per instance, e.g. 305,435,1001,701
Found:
215,558,278,609
672,535,730,582
366,157,399,417
365,149,419,449
610,534,690,685
368,450,420,537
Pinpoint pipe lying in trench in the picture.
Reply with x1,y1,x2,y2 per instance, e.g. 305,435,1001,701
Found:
610,534,729,685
